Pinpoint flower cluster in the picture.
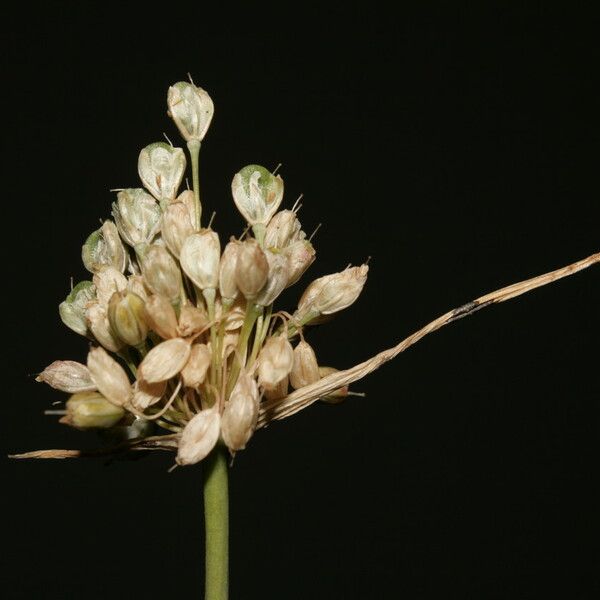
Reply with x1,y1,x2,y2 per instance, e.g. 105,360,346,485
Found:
37,80,368,466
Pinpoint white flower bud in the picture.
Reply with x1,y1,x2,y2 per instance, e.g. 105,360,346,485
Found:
257,335,294,390
144,294,179,339
231,165,284,226
108,291,148,347
284,240,315,287
178,304,208,338
254,250,289,306
141,244,182,302
161,200,195,257
36,360,96,393
87,346,131,407
181,343,211,387
112,188,161,247
138,338,191,383
131,378,167,411
82,221,127,274
167,81,214,142
176,406,221,466
86,302,122,352
93,266,128,307
264,210,305,249
180,230,221,290
235,238,269,299
59,281,96,337
289,340,320,389
221,371,259,451
138,142,186,202
62,391,125,429
219,240,240,302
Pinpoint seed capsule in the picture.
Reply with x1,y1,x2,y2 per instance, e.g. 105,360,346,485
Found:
108,291,148,347
257,335,294,389
36,360,96,393
221,371,259,451
235,238,269,299
167,81,214,142
141,244,182,302
290,340,320,389
62,391,125,429
59,281,96,337
176,406,221,466
112,188,161,247
138,142,186,202
180,230,221,290
82,221,127,274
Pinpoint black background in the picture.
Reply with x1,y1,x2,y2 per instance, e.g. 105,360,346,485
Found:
2,4,600,599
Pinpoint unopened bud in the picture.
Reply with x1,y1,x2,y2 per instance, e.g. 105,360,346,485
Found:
231,165,284,226
176,406,221,466
82,221,127,274
161,200,195,257
112,188,161,247
219,240,240,303
141,244,182,302
36,360,96,393
180,230,220,290
59,281,96,337
138,337,191,383
181,343,211,387
264,210,304,249
86,302,122,352
138,142,186,202
222,371,259,451
285,240,315,287
235,238,269,299
167,81,214,142
255,250,289,306
87,346,131,407
318,366,350,404
144,294,178,339
62,391,125,429
257,335,294,389
108,291,148,347
290,340,320,389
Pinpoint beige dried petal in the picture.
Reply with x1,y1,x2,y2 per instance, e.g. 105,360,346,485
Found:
138,338,191,383
181,343,211,387
161,201,195,257
180,230,221,290
176,406,221,466
178,304,209,338
221,372,259,451
263,375,289,401
219,240,240,301
36,360,96,393
255,249,289,306
86,302,122,352
93,266,128,307
235,238,269,299
290,340,320,389
141,244,182,302
87,346,131,407
224,304,245,331
127,275,149,301
257,335,294,390
132,379,167,410
144,294,179,339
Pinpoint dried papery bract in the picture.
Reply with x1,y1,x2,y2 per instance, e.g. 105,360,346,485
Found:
86,346,131,407
82,221,127,274
257,335,294,389
167,81,214,143
59,281,96,337
112,188,161,248
36,361,96,393
144,294,179,340
222,372,259,451
141,244,182,302
290,340,320,390
235,238,269,299
62,391,125,429
180,230,221,291
176,406,221,466
138,142,186,202
108,291,148,347
138,338,191,383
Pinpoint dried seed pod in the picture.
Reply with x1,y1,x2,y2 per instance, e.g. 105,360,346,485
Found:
161,200,195,257
131,378,167,411
138,338,191,383
138,142,186,202
219,240,240,303
82,221,127,274
144,294,179,339
235,238,269,299
167,81,214,142
257,335,294,389
59,281,96,337
86,302,122,352
231,164,284,227
264,210,304,249
255,249,289,306
62,391,125,429
178,304,208,338
180,230,221,290
290,340,320,389
87,346,131,407
318,366,349,404
112,188,161,247
284,240,315,287
176,406,221,466
181,343,211,387
221,371,259,451
141,244,182,302
36,360,96,393
107,291,148,347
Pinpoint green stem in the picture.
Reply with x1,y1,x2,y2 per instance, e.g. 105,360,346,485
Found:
203,446,229,600
187,140,202,230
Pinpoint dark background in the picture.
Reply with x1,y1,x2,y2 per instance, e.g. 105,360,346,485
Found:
2,4,600,599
